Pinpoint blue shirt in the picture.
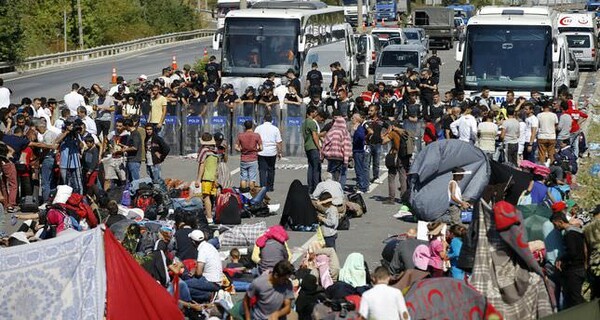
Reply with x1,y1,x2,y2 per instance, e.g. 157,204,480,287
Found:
353,124,366,152
530,181,548,204
448,237,465,280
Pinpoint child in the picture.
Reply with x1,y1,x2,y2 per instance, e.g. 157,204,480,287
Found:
448,167,471,225
197,133,219,223
226,248,245,270
82,135,99,196
427,222,447,278
447,224,466,280
316,192,338,250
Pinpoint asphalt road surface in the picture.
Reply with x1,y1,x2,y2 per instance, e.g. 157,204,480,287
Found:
3,39,599,269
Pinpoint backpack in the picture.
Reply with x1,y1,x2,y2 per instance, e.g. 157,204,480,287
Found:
133,189,157,213
64,193,98,228
215,189,242,225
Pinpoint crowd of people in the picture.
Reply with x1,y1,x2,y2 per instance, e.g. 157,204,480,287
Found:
0,44,599,319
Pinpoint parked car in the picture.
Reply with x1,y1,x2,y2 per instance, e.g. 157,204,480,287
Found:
371,27,406,47
403,27,429,51
568,50,580,88
374,44,427,85
355,34,382,76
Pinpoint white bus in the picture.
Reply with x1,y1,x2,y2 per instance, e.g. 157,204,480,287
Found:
213,1,358,93
456,6,570,103
216,0,240,30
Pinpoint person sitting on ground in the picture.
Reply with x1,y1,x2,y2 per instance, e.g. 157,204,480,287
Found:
252,225,291,274
338,252,371,289
296,273,325,320
447,224,467,280
316,192,339,250
448,167,471,225
312,172,346,218
185,230,223,302
103,200,125,227
427,222,448,278
242,260,295,320
298,242,341,287
226,248,245,270
359,266,410,320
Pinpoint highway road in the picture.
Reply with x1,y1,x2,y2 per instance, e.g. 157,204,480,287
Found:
3,37,217,103
2,36,599,268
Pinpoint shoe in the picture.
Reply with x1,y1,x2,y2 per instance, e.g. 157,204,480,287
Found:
356,190,364,194
207,218,214,224
374,178,383,184
382,199,396,205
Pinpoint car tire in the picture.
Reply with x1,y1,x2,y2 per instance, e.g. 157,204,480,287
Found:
570,79,578,88
593,63,599,72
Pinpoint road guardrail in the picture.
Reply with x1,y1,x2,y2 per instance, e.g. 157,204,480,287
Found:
1,29,216,74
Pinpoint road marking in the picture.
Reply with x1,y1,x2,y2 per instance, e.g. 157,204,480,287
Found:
367,171,388,194
291,234,318,263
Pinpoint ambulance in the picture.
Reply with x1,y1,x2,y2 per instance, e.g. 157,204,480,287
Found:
557,12,600,70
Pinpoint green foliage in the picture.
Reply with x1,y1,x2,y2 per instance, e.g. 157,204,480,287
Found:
0,0,203,64
572,113,600,210
194,55,210,78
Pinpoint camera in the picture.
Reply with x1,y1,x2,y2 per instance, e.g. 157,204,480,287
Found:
62,117,84,134
395,73,407,83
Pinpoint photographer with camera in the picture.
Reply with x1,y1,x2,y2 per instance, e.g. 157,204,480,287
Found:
55,117,85,194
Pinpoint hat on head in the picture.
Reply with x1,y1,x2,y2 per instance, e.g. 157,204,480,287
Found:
412,244,431,271
213,132,224,142
188,230,205,242
183,64,191,70
200,136,216,145
552,201,567,213
427,222,444,236
138,74,148,80
493,201,520,231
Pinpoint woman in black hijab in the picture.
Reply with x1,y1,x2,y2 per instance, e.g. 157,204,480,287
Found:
296,274,324,320
280,179,318,229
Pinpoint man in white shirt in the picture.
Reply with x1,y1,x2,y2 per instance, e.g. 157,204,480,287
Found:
107,76,131,97
537,103,558,164
450,106,478,143
63,83,86,116
77,106,97,136
254,113,282,192
359,266,410,320
523,103,539,163
312,172,346,216
0,78,11,109
187,230,222,302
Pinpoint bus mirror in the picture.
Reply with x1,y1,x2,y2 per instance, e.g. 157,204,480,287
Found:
212,32,222,51
553,37,558,53
298,35,306,53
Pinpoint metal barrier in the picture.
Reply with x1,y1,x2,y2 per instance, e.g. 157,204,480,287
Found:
282,104,306,157
2,29,215,73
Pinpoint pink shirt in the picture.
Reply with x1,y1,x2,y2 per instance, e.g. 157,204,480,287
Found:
428,238,444,270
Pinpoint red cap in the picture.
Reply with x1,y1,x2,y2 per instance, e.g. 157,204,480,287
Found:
493,201,520,231
551,201,567,213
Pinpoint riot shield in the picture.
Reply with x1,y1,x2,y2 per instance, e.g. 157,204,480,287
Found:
233,102,255,143
281,103,306,157
162,113,181,156
205,102,232,146
256,103,280,127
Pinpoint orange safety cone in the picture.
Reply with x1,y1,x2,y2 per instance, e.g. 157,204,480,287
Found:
111,67,117,84
381,18,385,27
203,47,208,57
171,55,178,70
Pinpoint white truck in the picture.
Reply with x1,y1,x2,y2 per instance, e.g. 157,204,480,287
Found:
342,0,374,27
456,6,570,103
557,11,600,70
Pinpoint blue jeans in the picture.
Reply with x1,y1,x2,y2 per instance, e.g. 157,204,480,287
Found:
126,161,141,183
168,279,192,302
306,149,321,193
146,164,166,191
185,276,220,302
353,151,368,192
41,154,57,202
60,167,83,194
367,144,382,181
240,160,259,183
327,159,344,183
250,186,269,205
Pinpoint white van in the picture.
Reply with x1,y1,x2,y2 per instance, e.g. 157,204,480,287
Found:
302,41,359,94
371,28,407,47
564,32,600,70
354,34,382,77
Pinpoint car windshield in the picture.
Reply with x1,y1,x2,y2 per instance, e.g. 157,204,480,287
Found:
463,25,553,92
223,18,299,76
378,51,419,68
404,32,419,40
566,35,591,48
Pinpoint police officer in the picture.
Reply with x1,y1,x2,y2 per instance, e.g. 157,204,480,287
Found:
205,56,221,85
305,62,323,97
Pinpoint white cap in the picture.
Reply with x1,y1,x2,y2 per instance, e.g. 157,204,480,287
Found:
138,74,148,80
188,230,205,242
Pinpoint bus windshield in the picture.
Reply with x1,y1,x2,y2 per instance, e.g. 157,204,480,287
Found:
463,25,553,92
378,51,419,68
222,18,300,76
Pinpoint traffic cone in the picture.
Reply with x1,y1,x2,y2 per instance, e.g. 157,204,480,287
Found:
382,18,385,27
171,55,178,70
362,21,366,32
203,47,208,57
111,67,117,84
